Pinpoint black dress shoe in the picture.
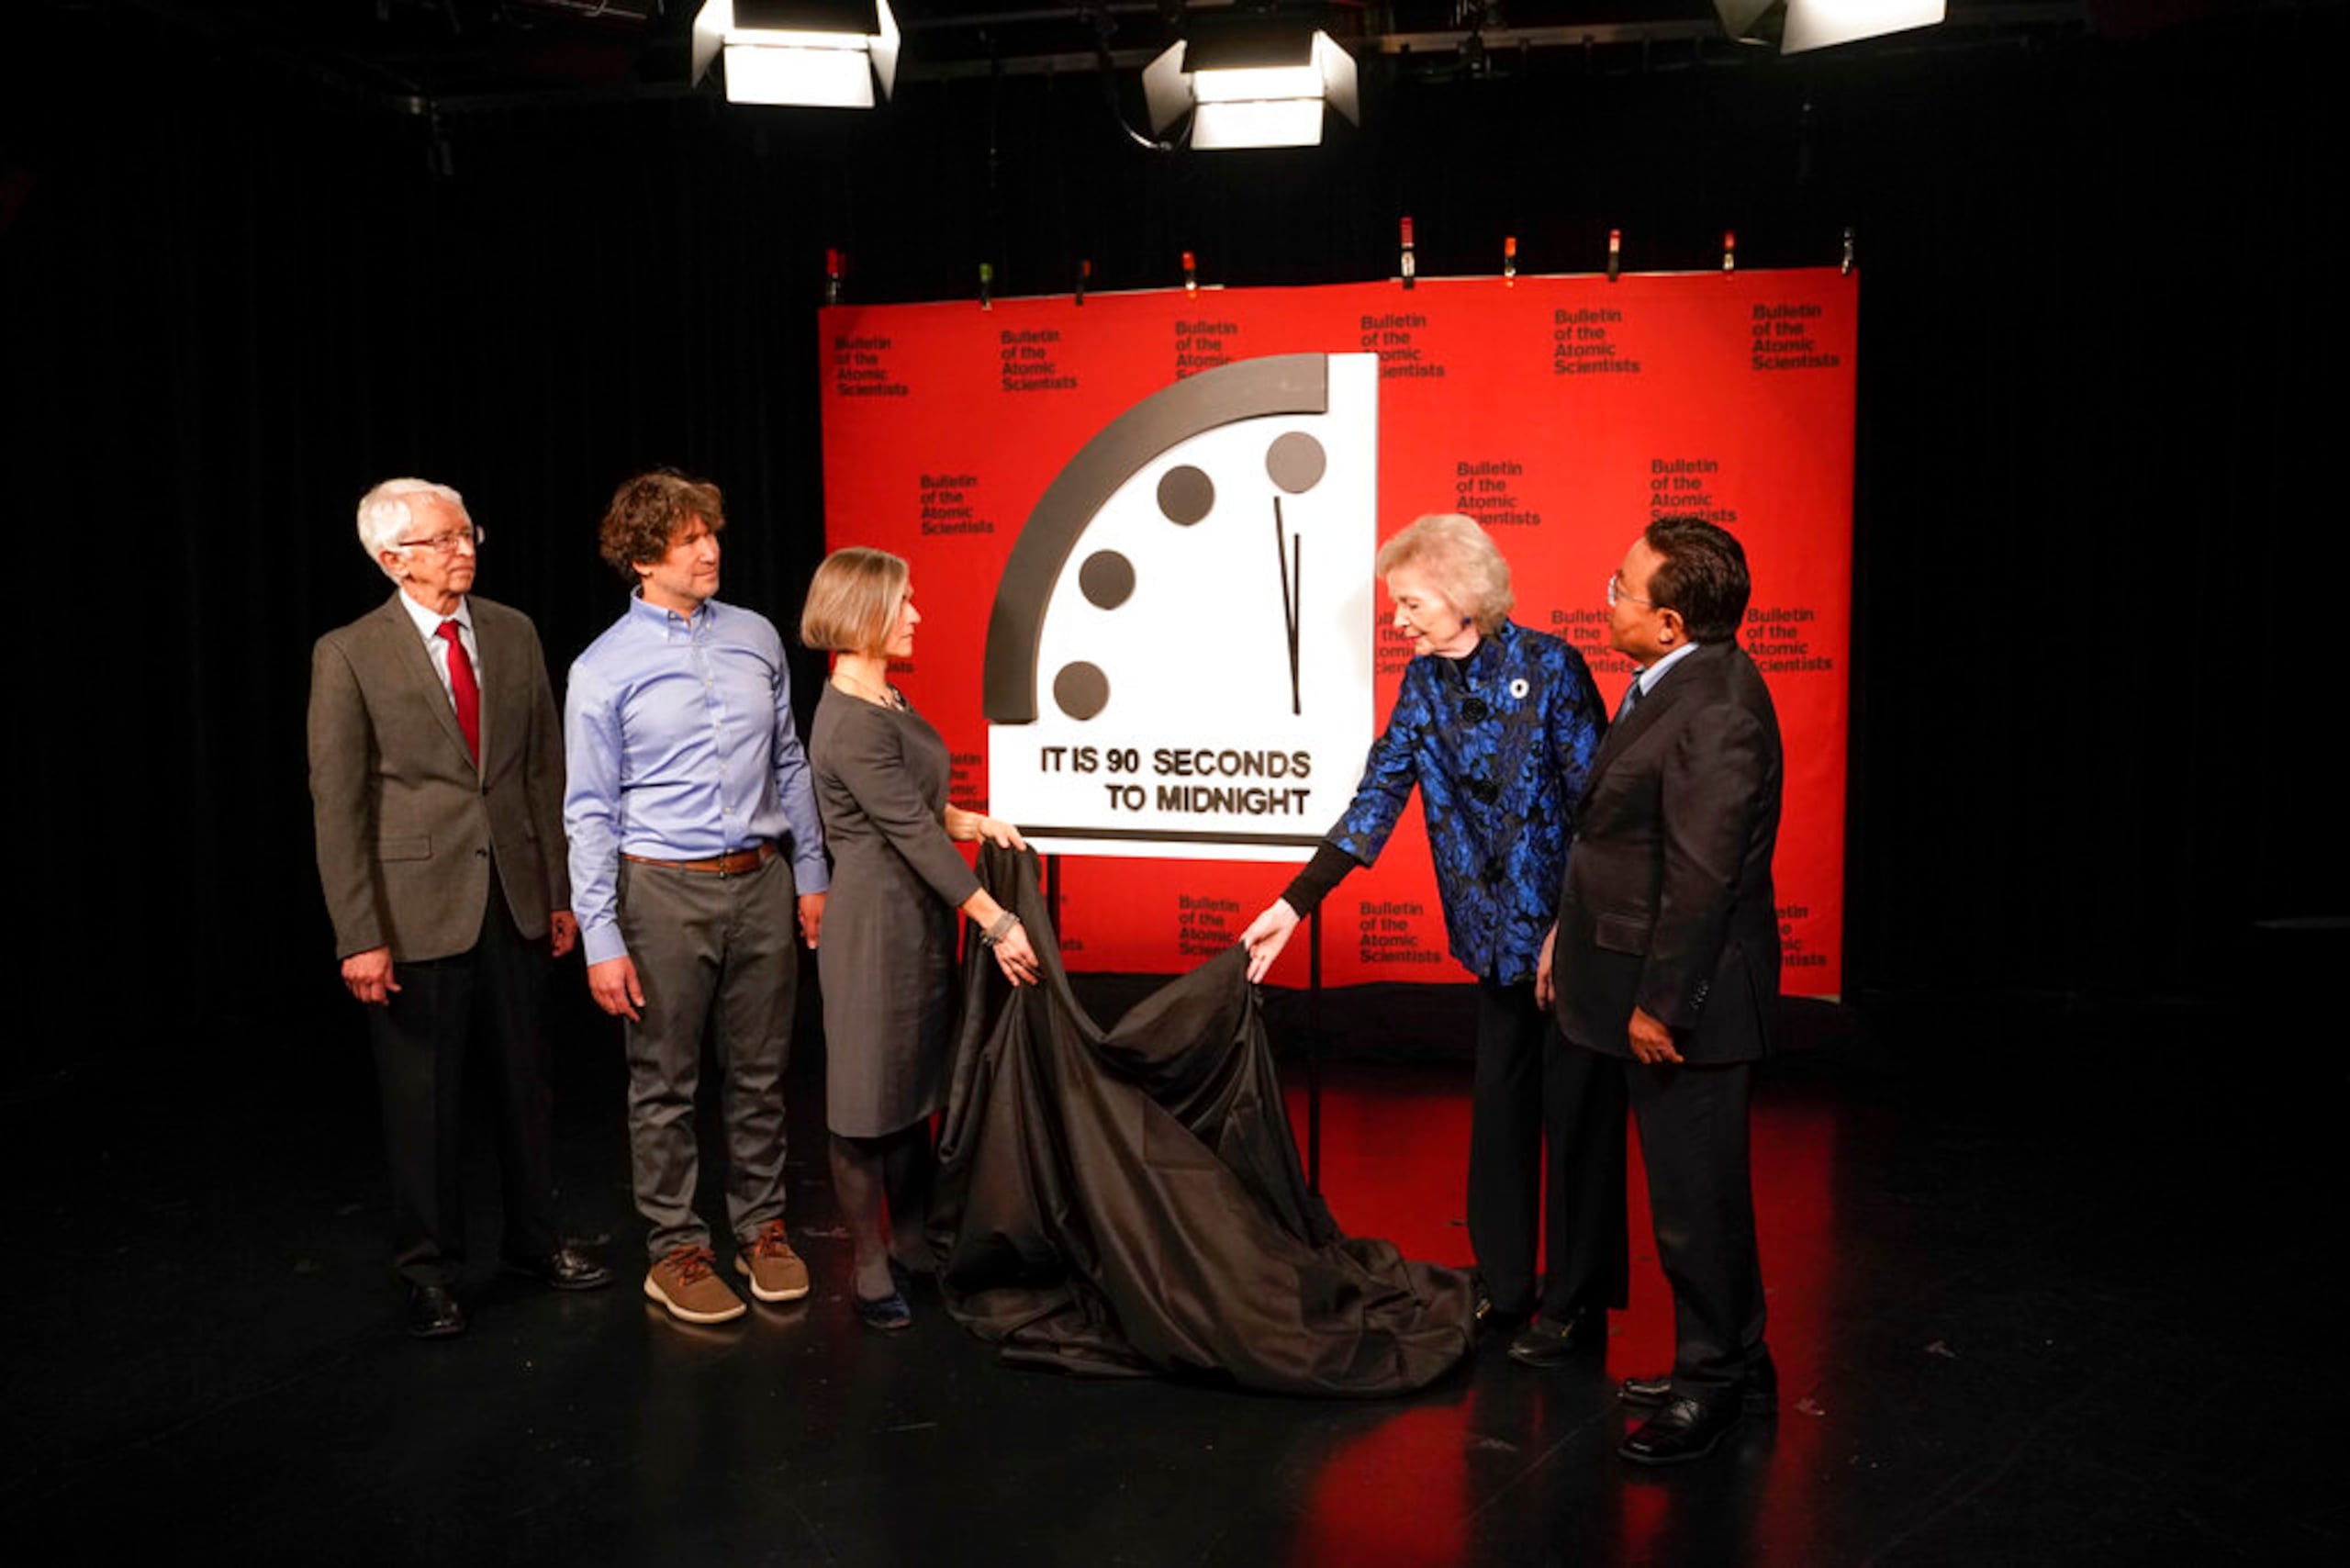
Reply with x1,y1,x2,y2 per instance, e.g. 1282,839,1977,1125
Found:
1620,1350,1777,1415
1506,1310,1607,1368
406,1282,467,1339
1473,1293,1533,1338
1619,1395,1742,1465
507,1246,615,1292
856,1290,913,1332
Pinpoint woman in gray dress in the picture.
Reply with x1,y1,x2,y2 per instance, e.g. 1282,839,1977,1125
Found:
801,547,1038,1330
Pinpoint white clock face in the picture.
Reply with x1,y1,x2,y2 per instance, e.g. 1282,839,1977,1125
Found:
985,353,1379,861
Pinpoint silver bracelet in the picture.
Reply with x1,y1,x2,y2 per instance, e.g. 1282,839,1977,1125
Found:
981,910,1021,946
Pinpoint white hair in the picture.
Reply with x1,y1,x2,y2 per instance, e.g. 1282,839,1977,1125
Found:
356,478,469,580
1377,512,1516,633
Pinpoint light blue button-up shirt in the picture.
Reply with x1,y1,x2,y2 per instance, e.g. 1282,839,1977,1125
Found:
564,594,829,966
1628,639,1701,702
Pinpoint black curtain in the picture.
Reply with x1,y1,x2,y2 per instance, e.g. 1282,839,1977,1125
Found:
6,4,2344,1072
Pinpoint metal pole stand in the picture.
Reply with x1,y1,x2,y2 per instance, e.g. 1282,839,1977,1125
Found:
1306,905,1323,1194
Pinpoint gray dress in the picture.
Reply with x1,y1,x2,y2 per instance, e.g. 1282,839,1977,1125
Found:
809,685,982,1137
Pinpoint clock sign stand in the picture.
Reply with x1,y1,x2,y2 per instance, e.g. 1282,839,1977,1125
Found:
984,352,1382,1190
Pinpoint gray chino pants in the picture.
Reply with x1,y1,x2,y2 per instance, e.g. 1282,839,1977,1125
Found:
616,853,798,1260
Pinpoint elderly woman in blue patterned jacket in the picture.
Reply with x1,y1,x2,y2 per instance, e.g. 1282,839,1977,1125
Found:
1239,512,1629,1367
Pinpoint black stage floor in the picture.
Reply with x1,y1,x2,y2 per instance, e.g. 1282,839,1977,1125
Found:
5,989,2340,1565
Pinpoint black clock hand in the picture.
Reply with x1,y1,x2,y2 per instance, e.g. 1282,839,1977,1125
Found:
1274,496,1304,715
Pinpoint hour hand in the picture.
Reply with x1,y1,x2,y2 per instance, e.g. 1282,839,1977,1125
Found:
1274,497,1303,715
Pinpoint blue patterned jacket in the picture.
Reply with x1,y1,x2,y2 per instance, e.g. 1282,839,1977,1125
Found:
1330,621,1606,985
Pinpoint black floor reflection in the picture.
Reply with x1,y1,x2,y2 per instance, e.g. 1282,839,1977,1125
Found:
4,991,2339,1564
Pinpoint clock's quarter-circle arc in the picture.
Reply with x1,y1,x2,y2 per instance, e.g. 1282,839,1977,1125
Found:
982,353,1332,724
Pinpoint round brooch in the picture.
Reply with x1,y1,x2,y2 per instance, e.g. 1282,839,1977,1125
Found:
1508,678,1529,700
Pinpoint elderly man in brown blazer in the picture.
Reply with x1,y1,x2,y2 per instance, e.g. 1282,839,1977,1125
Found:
308,477,612,1338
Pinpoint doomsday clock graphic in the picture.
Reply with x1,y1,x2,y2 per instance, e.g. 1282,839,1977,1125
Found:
983,353,1379,861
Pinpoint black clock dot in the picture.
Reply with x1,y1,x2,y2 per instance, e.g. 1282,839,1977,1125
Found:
1158,465,1214,526
1266,431,1326,495
1053,661,1111,721
1079,550,1136,610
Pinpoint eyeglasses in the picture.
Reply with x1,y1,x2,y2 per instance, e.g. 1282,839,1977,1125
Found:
397,526,485,555
1606,571,1654,609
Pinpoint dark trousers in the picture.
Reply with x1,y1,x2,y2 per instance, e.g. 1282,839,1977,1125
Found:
1468,980,1629,1318
617,854,799,1260
367,882,559,1287
1624,1058,1767,1406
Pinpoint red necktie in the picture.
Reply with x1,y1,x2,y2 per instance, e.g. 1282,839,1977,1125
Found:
436,620,481,764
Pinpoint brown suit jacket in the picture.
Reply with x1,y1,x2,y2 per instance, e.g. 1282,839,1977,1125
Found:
1553,642,1784,1066
308,591,570,962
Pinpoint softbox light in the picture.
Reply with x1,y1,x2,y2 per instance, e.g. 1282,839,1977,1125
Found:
691,0,901,108
1143,21,1360,151
1713,1,1946,54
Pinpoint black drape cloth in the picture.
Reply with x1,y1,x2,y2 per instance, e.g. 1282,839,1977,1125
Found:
927,845,1478,1396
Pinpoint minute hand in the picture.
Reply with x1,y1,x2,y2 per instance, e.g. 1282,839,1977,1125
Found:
1273,496,1304,715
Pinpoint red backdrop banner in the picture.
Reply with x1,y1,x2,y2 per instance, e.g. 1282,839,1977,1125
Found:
819,269,1853,994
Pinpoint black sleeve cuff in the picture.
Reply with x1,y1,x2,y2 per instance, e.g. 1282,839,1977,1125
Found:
1280,843,1361,918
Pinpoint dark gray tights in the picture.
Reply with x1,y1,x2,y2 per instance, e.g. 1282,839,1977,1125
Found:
828,1124,934,1302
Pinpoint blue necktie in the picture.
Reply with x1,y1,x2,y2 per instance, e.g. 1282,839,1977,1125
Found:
1617,675,1646,723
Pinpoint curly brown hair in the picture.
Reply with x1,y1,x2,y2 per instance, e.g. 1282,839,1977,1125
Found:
599,470,726,581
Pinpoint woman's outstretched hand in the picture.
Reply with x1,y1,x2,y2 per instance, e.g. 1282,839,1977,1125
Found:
975,815,1027,852
993,921,1041,987
949,804,1028,853
1238,899,1301,984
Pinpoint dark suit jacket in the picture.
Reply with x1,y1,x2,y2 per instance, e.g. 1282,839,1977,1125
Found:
308,591,570,963
1554,642,1783,1065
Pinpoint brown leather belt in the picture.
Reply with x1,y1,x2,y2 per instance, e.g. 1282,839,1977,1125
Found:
622,842,778,876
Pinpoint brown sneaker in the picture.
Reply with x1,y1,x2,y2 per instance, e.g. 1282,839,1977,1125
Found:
644,1245,746,1324
735,1220,811,1303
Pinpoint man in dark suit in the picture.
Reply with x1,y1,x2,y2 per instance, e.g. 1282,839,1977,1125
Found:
1539,515,1784,1463
308,477,612,1338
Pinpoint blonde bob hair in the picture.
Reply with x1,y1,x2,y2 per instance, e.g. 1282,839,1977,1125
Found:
800,546,911,655
1376,513,1515,633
